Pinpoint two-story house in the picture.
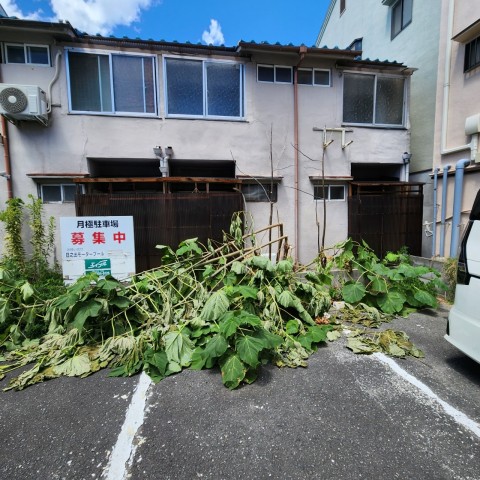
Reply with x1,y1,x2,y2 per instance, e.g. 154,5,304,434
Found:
318,0,480,259
0,14,415,271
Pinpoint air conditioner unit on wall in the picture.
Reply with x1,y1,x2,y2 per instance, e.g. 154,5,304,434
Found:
0,84,48,126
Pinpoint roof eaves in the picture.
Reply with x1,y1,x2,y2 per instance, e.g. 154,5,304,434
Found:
0,17,77,39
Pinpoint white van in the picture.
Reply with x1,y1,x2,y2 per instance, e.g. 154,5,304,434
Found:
445,189,480,363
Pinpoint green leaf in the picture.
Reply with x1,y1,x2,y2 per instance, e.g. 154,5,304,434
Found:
0,298,11,324
219,312,241,338
52,293,79,310
164,330,194,367
285,319,299,334
327,330,341,341
71,299,104,332
20,282,34,301
191,334,229,370
229,286,258,300
109,296,132,309
200,290,230,321
367,275,387,293
230,261,246,275
251,329,283,349
220,353,247,389
53,354,91,377
236,334,266,368
342,282,366,303
377,290,406,314
144,348,168,375
276,260,293,273
413,290,437,308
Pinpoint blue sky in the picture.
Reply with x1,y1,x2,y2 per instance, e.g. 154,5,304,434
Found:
3,0,331,47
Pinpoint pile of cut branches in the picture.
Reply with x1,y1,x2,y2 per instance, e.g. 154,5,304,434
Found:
0,218,445,391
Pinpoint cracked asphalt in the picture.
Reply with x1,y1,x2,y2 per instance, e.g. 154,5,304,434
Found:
1,303,479,480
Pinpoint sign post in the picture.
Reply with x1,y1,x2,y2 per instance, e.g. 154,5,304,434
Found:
60,216,135,283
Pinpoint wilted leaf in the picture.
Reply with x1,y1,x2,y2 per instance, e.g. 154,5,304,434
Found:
20,282,34,302
326,330,341,341
200,291,230,321
53,354,91,377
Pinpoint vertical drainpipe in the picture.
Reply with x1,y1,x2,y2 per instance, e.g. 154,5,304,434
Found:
432,167,440,257
293,46,307,263
1,116,13,199
439,164,451,256
450,158,472,257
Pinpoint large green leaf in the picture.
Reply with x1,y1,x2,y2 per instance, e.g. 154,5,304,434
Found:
376,290,406,314
191,334,229,370
71,299,104,332
413,289,437,308
200,290,230,321
220,353,247,389
235,334,266,368
164,330,194,367
20,282,34,302
342,282,366,303
251,329,283,349
367,275,387,293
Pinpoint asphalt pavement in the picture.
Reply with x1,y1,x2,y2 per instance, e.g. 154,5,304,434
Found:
1,303,479,480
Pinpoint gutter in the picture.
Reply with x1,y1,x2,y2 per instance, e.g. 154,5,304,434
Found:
1,116,13,199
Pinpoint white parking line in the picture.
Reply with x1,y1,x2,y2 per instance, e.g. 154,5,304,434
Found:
103,372,153,480
373,352,480,438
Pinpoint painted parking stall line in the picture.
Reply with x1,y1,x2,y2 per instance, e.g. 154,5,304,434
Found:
373,352,480,439
103,372,153,480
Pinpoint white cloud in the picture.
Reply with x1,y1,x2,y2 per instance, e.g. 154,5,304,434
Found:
2,0,43,19
3,1,156,36
50,0,154,35
202,19,225,46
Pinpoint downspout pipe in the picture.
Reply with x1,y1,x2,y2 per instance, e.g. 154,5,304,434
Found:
432,167,440,257
439,164,451,257
1,116,13,199
293,46,307,263
450,158,472,257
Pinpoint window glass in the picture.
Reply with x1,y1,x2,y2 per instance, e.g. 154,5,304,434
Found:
242,184,277,202
113,56,155,113
375,77,404,125
392,0,412,38
63,185,77,202
465,37,480,72
206,62,241,117
314,70,330,86
258,65,274,82
329,185,345,201
68,50,156,114
166,58,203,115
27,46,49,65
298,69,313,85
343,73,374,124
41,185,62,202
6,45,25,63
314,185,345,201
69,52,112,112
275,66,292,83
402,0,413,26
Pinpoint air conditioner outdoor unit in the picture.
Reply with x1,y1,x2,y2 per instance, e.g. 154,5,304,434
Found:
0,84,48,126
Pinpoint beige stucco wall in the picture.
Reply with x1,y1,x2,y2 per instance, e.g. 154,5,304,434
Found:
431,0,480,257
0,38,410,265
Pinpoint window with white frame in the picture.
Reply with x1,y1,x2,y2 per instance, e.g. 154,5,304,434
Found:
165,57,244,118
314,184,346,201
5,43,50,65
40,184,79,203
66,50,156,114
298,68,331,86
257,64,293,84
391,0,413,39
242,183,278,202
343,72,405,126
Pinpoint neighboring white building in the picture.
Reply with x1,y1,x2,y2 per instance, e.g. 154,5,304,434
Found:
0,16,416,270
318,0,480,259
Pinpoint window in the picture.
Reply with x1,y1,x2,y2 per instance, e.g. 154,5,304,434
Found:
298,68,331,86
464,36,480,72
257,65,293,84
343,72,405,126
340,0,346,14
314,184,346,201
165,58,244,118
40,184,78,203
5,43,50,65
67,50,156,115
391,0,413,39
242,183,278,202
